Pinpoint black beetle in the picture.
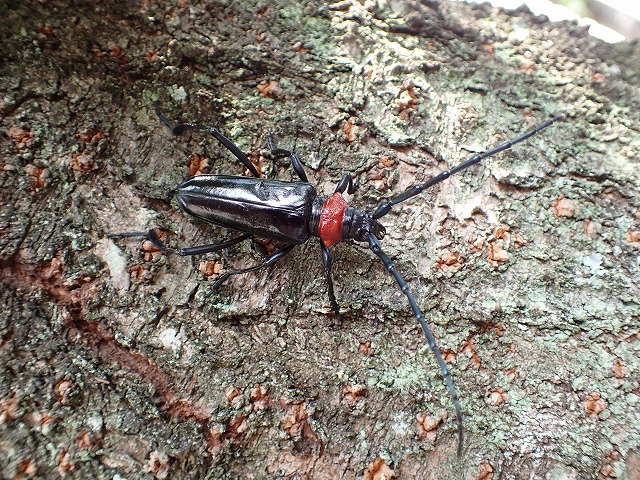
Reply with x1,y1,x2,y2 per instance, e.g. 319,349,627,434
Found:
111,102,564,456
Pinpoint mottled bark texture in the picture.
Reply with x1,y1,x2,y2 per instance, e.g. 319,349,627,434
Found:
1,1,638,479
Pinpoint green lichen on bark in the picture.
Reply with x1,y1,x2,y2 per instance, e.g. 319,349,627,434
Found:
1,0,638,479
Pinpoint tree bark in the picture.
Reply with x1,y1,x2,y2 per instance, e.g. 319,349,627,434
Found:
1,1,638,479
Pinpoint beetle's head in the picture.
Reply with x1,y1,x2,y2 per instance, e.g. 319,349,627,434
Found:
342,208,386,243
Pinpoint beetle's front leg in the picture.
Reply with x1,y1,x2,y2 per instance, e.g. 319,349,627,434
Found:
108,230,251,256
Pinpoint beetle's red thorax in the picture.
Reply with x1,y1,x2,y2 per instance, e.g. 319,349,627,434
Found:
318,192,348,247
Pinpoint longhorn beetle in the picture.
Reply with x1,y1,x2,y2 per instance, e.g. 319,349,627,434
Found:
110,102,564,456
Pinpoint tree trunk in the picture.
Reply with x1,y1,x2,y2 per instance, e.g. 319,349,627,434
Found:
1,1,638,479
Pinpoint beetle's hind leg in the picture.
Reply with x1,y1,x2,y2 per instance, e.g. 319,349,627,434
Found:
212,244,296,290
153,102,261,178
108,229,251,256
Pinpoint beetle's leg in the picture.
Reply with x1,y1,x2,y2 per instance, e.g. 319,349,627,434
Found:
334,173,357,195
108,230,251,256
319,241,340,313
368,233,464,457
153,102,260,178
372,114,566,219
267,128,308,182
212,244,296,290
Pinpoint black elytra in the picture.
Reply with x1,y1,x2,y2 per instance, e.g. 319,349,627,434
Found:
110,102,565,456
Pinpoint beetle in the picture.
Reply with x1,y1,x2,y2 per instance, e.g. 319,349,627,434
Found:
110,102,564,456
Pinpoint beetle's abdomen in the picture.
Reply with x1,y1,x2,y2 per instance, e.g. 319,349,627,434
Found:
176,175,317,244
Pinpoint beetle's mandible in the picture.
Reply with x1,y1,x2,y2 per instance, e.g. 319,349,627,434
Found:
110,102,565,456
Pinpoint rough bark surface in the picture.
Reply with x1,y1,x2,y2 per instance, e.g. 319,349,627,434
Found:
1,1,638,479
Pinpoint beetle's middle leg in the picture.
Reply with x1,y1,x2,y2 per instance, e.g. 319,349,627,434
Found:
212,244,296,290
267,128,308,182
108,230,251,256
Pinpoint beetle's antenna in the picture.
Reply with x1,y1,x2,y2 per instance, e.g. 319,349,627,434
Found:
372,114,566,219
368,233,463,457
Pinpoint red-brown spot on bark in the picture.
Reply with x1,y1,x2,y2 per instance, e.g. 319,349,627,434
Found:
342,384,366,405
341,117,358,142
257,80,280,98
485,387,507,406
585,392,607,416
416,412,442,441
434,250,463,272
476,460,494,480
188,153,209,176
364,458,395,480
551,195,576,218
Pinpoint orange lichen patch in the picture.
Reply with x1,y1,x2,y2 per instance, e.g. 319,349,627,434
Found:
487,242,508,266
483,43,495,56
0,393,19,423
199,260,223,277
91,45,129,65
55,449,75,477
147,451,170,480
476,460,495,480
206,414,249,457
378,155,395,168
364,458,395,480
77,430,102,450
129,264,152,282
585,392,607,416
513,232,526,248
441,348,457,364
248,149,266,177
493,224,510,240
145,50,161,61
612,358,627,379
394,81,420,121
141,234,164,260
292,41,307,53
592,72,606,83
24,164,49,190
70,152,98,172
54,379,74,405
38,412,55,433
342,384,366,405
485,387,507,406
279,400,321,453
471,235,486,252
434,250,463,272
280,401,310,437
188,153,209,176
257,80,280,98
341,117,359,142
225,385,242,405
461,338,481,368
627,230,640,243
599,450,621,478
250,385,269,411
551,195,576,218
358,339,374,356
416,412,442,440
16,459,37,478
505,367,520,381
518,58,536,74
7,126,34,147
76,127,104,144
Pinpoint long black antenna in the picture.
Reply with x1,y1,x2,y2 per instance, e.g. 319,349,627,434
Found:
373,114,566,219
368,233,464,456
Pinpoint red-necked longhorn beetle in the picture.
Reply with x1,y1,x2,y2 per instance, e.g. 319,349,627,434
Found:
110,102,565,456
